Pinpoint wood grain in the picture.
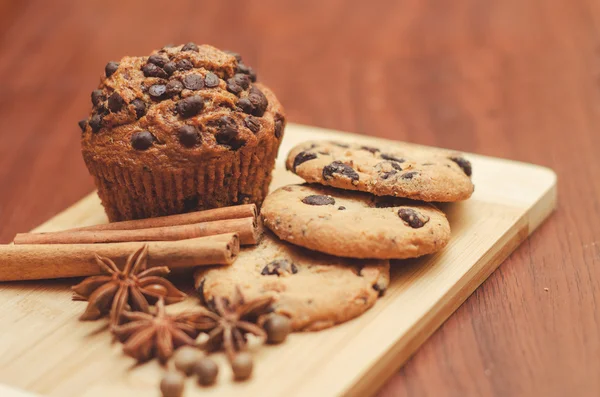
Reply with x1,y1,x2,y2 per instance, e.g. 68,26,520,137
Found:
0,0,597,396
0,125,556,396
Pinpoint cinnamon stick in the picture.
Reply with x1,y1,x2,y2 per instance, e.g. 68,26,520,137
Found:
67,204,256,232
14,216,262,246
0,233,239,281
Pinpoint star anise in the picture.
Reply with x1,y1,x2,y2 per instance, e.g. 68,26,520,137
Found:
112,298,202,362
196,287,274,361
72,244,187,326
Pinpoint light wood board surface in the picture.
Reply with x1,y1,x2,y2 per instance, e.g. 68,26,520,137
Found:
0,123,557,397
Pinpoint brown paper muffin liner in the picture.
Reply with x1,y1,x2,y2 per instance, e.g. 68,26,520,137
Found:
86,139,279,222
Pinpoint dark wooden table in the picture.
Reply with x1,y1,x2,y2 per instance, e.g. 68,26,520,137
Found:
1,0,598,396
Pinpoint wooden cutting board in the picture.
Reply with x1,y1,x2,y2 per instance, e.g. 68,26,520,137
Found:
0,124,557,397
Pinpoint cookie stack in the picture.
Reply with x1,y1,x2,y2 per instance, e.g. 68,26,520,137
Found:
195,140,474,331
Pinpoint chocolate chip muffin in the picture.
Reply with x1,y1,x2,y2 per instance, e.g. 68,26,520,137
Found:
80,43,286,221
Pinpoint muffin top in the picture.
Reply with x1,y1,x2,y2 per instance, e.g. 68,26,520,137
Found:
80,43,285,167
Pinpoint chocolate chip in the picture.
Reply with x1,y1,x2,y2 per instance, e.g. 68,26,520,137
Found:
89,114,103,132
380,170,397,180
215,116,238,144
338,206,346,210
226,74,250,94
181,42,199,52
131,131,155,150
401,171,418,179
204,72,220,88
373,279,387,296
107,92,125,112
131,99,146,119
274,114,285,138
182,74,204,90
148,84,167,99
237,62,257,82
301,195,336,206
238,86,268,116
163,61,177,76
398,208,428,228
244,116,261,133
78,119,87,132
176,59,193,71
91,90,105,106
142,63,168,78
176,95,204,118
322,161,359,182
361,146,380,154
261,259,298,276
105,62,119,77
292,151,317,171
380,153,405,163
178,125,200,147
165,79,183,96
148,54,168,67
224,50,242,61
450,156,472,176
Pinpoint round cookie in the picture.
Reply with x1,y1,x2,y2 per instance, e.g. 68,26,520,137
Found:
261,184,451,259
194,232,390,332
285,140,474,202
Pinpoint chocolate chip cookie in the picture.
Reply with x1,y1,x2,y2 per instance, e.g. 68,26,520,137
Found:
286,140,474,202
261,184,451,259
194,232,390,331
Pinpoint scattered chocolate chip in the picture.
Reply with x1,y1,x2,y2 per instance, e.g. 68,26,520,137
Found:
226,73,250,94
244,116,261,133
182,74,204,90
176,95,204,118
131,99,146,119
380,170,397,180
292,151,317,171
131,131,155,150
224,50,242,61
261,259,298,276
142,63,168,78
105,62,119,77
215,116,238,144
274,114,285,138
338,206,346,210
380,153,405,163
148,54,168,67
176,59,193,71
204,72,220,88
301,195,336,206
91,90,105,107
148,84,167,99
238,86,268,116
178,125,201,147
237,62,257,82
322,161,359,182
165,79,183,96
89,114,103,132
107,92,125,112
401,171,418,179
78,119,87,132
390,162,403,170
163,61,177,76
398,208,428,228
450,156,472,176
373,278,388,296
263,315,291,344
181,42,199,52
361,146,380,154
